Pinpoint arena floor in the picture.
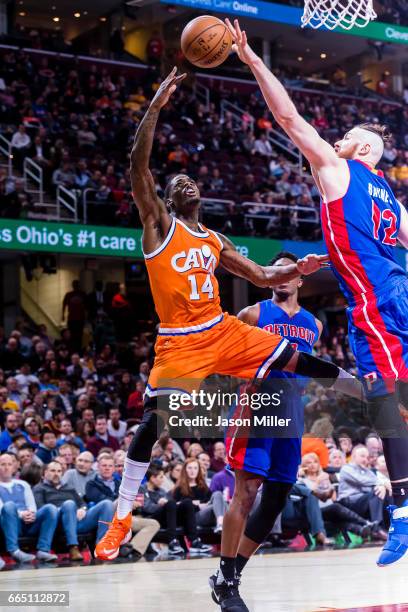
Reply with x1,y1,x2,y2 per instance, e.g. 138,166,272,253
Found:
1,547,408,612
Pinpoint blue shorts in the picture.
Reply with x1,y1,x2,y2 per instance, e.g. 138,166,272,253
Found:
225,378,304,484
347,279,408,397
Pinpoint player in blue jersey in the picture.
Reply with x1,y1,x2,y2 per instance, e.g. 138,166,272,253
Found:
210,252,322,607
227,18,408,567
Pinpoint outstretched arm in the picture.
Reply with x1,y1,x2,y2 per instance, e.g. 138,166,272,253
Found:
218,233,328,287
225,20,341,172
130,67,186,254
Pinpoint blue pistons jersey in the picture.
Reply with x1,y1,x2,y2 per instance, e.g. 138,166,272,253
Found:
226,300,320,484
321,159,408,393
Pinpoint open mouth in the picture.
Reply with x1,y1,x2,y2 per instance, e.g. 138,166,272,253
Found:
184,187,197,197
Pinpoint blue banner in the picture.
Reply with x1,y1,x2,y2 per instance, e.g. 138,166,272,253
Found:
161,0,302,25
161,0,408,44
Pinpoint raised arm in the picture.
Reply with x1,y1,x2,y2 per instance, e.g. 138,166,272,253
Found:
218,233,328,288
225,20,343,174
130,67,186,254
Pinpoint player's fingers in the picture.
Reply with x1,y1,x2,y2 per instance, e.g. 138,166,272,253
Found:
231,43,238,55
174,73,187,83
234,19,243,39
317,254,330,262
225,18,236,39
165,66,177,81
242,30,248,46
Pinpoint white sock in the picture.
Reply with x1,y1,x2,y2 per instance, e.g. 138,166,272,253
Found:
117,458,150,519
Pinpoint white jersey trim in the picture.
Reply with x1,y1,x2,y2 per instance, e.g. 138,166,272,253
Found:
209,229,224,251
158,313,223,336
175,218,209,238
143,217,176,260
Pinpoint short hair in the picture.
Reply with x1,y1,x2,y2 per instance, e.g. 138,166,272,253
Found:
95,414,107,422
268,251,298,266
146,464,164,480
40,429,56,441
18,443,34,453
356,123,391,143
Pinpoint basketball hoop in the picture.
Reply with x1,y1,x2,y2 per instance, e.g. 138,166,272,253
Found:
301,0,377,30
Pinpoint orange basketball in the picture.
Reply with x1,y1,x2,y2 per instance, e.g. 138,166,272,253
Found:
181,15,232,69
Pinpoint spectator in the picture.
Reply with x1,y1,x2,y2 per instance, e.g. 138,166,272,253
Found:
85,454,120,503
113,449,126,478
86,415,119,458
56,418,85,451
210,441,226,473
15,363,39,395
35,430,58,464
141,464,210,554
210,466,235,501
282,479,328,545
0,413,25,451
300,453,376,539
253,133,273,158
62,282,87,352
197,452,212,484
107,406,127,442
17,444,43,469
33,461,114,561
23,417,41,448
52,162,75,190
61,451,96,497
0,453,58,562
186,443,204,459
337,445,388,539
11,125,31,168
1,336,24,371
163,460,183,492
57,443,76,470
172,458,227,534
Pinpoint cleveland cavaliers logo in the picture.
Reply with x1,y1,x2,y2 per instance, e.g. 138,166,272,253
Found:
171,245,217,274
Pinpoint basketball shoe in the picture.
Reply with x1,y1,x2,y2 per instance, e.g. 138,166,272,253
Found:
95,512,133,560
209,570,249,611
377,503,408,567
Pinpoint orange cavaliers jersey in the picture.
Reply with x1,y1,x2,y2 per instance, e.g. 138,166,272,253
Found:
144,217,224,332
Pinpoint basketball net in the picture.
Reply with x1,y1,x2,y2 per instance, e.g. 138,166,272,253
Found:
301,0,377,30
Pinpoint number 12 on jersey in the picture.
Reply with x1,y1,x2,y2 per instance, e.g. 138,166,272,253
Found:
188,274,214,300
372,200,398,246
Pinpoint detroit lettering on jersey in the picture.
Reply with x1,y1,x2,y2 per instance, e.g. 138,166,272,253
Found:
262,323,316,347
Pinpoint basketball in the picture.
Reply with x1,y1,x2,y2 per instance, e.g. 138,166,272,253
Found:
181,15,232,68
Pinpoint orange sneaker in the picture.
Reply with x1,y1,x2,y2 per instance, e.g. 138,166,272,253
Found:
94,512,133,560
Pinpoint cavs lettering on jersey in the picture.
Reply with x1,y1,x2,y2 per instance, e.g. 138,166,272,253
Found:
144,217,223,334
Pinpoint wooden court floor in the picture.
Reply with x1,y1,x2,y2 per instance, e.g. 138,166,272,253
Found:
1,547,407,612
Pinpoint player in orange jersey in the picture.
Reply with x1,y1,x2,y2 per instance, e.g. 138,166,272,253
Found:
95,70,362,604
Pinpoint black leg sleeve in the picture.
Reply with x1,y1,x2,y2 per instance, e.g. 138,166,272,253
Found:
244,481,293,544
127,400,166,462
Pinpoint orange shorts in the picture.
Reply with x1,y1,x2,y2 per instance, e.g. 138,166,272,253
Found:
145,312,292,399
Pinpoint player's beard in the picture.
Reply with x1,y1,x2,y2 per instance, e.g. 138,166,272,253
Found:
274,289,290,301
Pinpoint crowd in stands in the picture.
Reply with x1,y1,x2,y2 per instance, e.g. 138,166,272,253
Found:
0,48,406,238
0,277,395,569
